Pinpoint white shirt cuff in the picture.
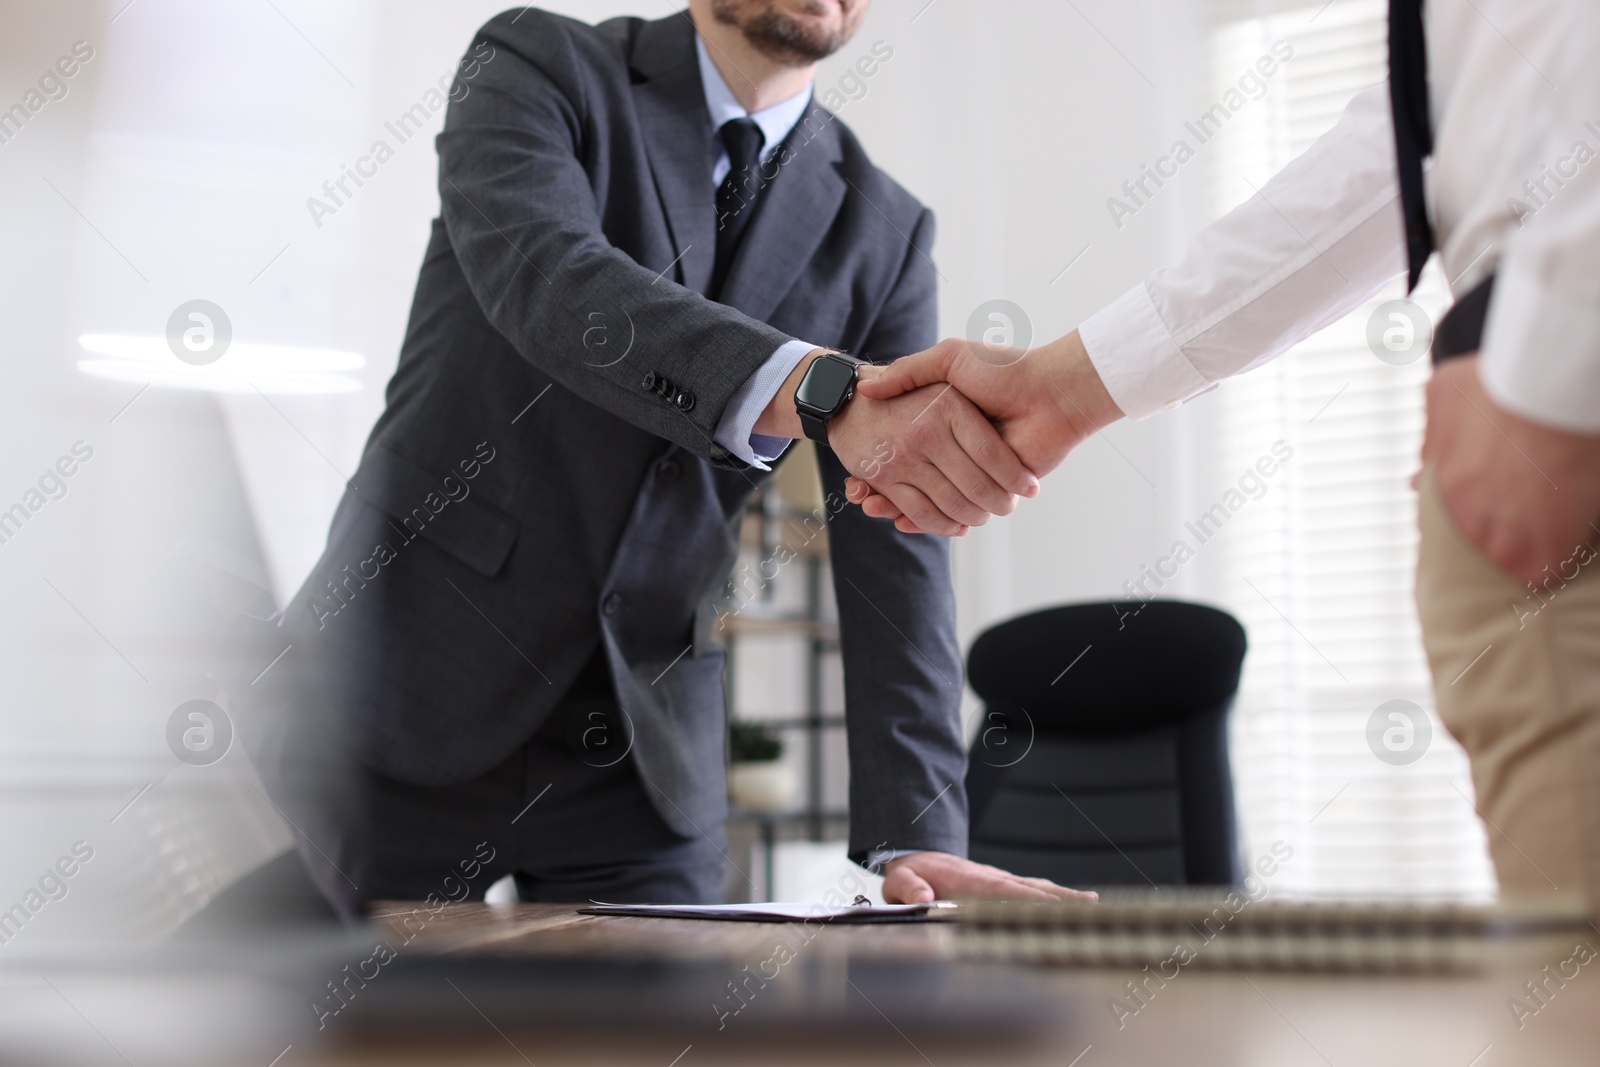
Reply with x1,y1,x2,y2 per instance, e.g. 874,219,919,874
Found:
713,338,817,469
1077,282,1212,421
1480,264,1600,434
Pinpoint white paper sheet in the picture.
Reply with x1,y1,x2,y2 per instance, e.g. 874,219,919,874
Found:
578,900,957,922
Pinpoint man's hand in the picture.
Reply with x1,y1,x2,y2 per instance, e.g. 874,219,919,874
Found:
1423,357,1600,585
845,331,1125,534
881,851,1097,904
828,383,1040,535
755,350,1040,536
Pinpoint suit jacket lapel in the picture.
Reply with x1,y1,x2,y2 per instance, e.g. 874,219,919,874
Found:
717,112,847,323
629,15,716,294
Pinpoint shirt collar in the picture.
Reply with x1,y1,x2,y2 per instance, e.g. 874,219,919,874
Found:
695,34,813,161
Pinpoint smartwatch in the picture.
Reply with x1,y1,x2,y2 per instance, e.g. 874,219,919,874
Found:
793,353,866,446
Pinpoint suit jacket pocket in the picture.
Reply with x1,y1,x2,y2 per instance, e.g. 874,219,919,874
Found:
619,647,729,838
351,444,519,577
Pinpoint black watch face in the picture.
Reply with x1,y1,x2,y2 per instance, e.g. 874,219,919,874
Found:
796,357,857,415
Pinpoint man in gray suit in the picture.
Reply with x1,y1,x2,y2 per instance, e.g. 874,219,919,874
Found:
238,0,1088,915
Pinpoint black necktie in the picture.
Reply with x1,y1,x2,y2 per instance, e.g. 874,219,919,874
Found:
1389,0,1434,291
710,117,766,302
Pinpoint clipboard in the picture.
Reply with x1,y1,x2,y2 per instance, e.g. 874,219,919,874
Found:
578,897,959,923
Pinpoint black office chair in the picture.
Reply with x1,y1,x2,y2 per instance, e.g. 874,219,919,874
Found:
964,600,1246,888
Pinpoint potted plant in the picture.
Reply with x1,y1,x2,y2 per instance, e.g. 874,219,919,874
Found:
727,722,797,812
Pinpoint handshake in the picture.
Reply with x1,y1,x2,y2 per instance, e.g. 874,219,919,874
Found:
769,330,1126,536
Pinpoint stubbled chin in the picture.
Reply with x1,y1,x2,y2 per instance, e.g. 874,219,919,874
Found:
784,16,842,43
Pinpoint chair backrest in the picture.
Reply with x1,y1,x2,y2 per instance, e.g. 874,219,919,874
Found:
964,600,1246,888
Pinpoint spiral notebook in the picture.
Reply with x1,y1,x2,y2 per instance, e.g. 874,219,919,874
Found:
954,890,1593,972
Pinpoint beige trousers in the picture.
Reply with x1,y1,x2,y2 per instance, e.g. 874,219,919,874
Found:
1415,469,1600,907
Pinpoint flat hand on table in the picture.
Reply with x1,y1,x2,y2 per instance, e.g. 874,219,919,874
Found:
881,850,1098,904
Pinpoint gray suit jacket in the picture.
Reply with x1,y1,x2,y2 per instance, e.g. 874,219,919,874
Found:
276,8,967,864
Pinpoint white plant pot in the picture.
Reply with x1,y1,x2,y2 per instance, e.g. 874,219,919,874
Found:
728,761,798,812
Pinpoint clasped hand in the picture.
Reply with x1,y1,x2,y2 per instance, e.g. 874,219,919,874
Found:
758,348,1037,535
823,374,1035,537
842,332,1123,534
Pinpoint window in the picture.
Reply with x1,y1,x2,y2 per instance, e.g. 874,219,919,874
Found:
1200,0,1495,898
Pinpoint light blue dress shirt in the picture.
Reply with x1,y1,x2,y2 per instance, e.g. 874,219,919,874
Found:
697,36,822,470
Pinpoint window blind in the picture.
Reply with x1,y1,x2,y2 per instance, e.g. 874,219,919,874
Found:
1203,0,1495,898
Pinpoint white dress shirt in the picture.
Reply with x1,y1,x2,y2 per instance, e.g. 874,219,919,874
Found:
698,36,822,468
1079,0,1600,435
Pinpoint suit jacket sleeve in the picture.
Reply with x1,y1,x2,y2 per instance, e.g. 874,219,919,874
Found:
435,13,794,464
817,208,970,864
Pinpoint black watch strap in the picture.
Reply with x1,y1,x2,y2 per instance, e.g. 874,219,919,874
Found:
800,410,831,445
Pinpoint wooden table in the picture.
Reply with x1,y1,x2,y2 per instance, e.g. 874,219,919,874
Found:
270,902,1600,1067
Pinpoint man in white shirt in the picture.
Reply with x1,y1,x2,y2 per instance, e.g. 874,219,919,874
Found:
848,0,1600,907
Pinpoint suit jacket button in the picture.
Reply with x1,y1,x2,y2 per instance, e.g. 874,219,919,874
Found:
602,594,623,616
674,390,695,412
641,372,657,391
657,459,681,482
